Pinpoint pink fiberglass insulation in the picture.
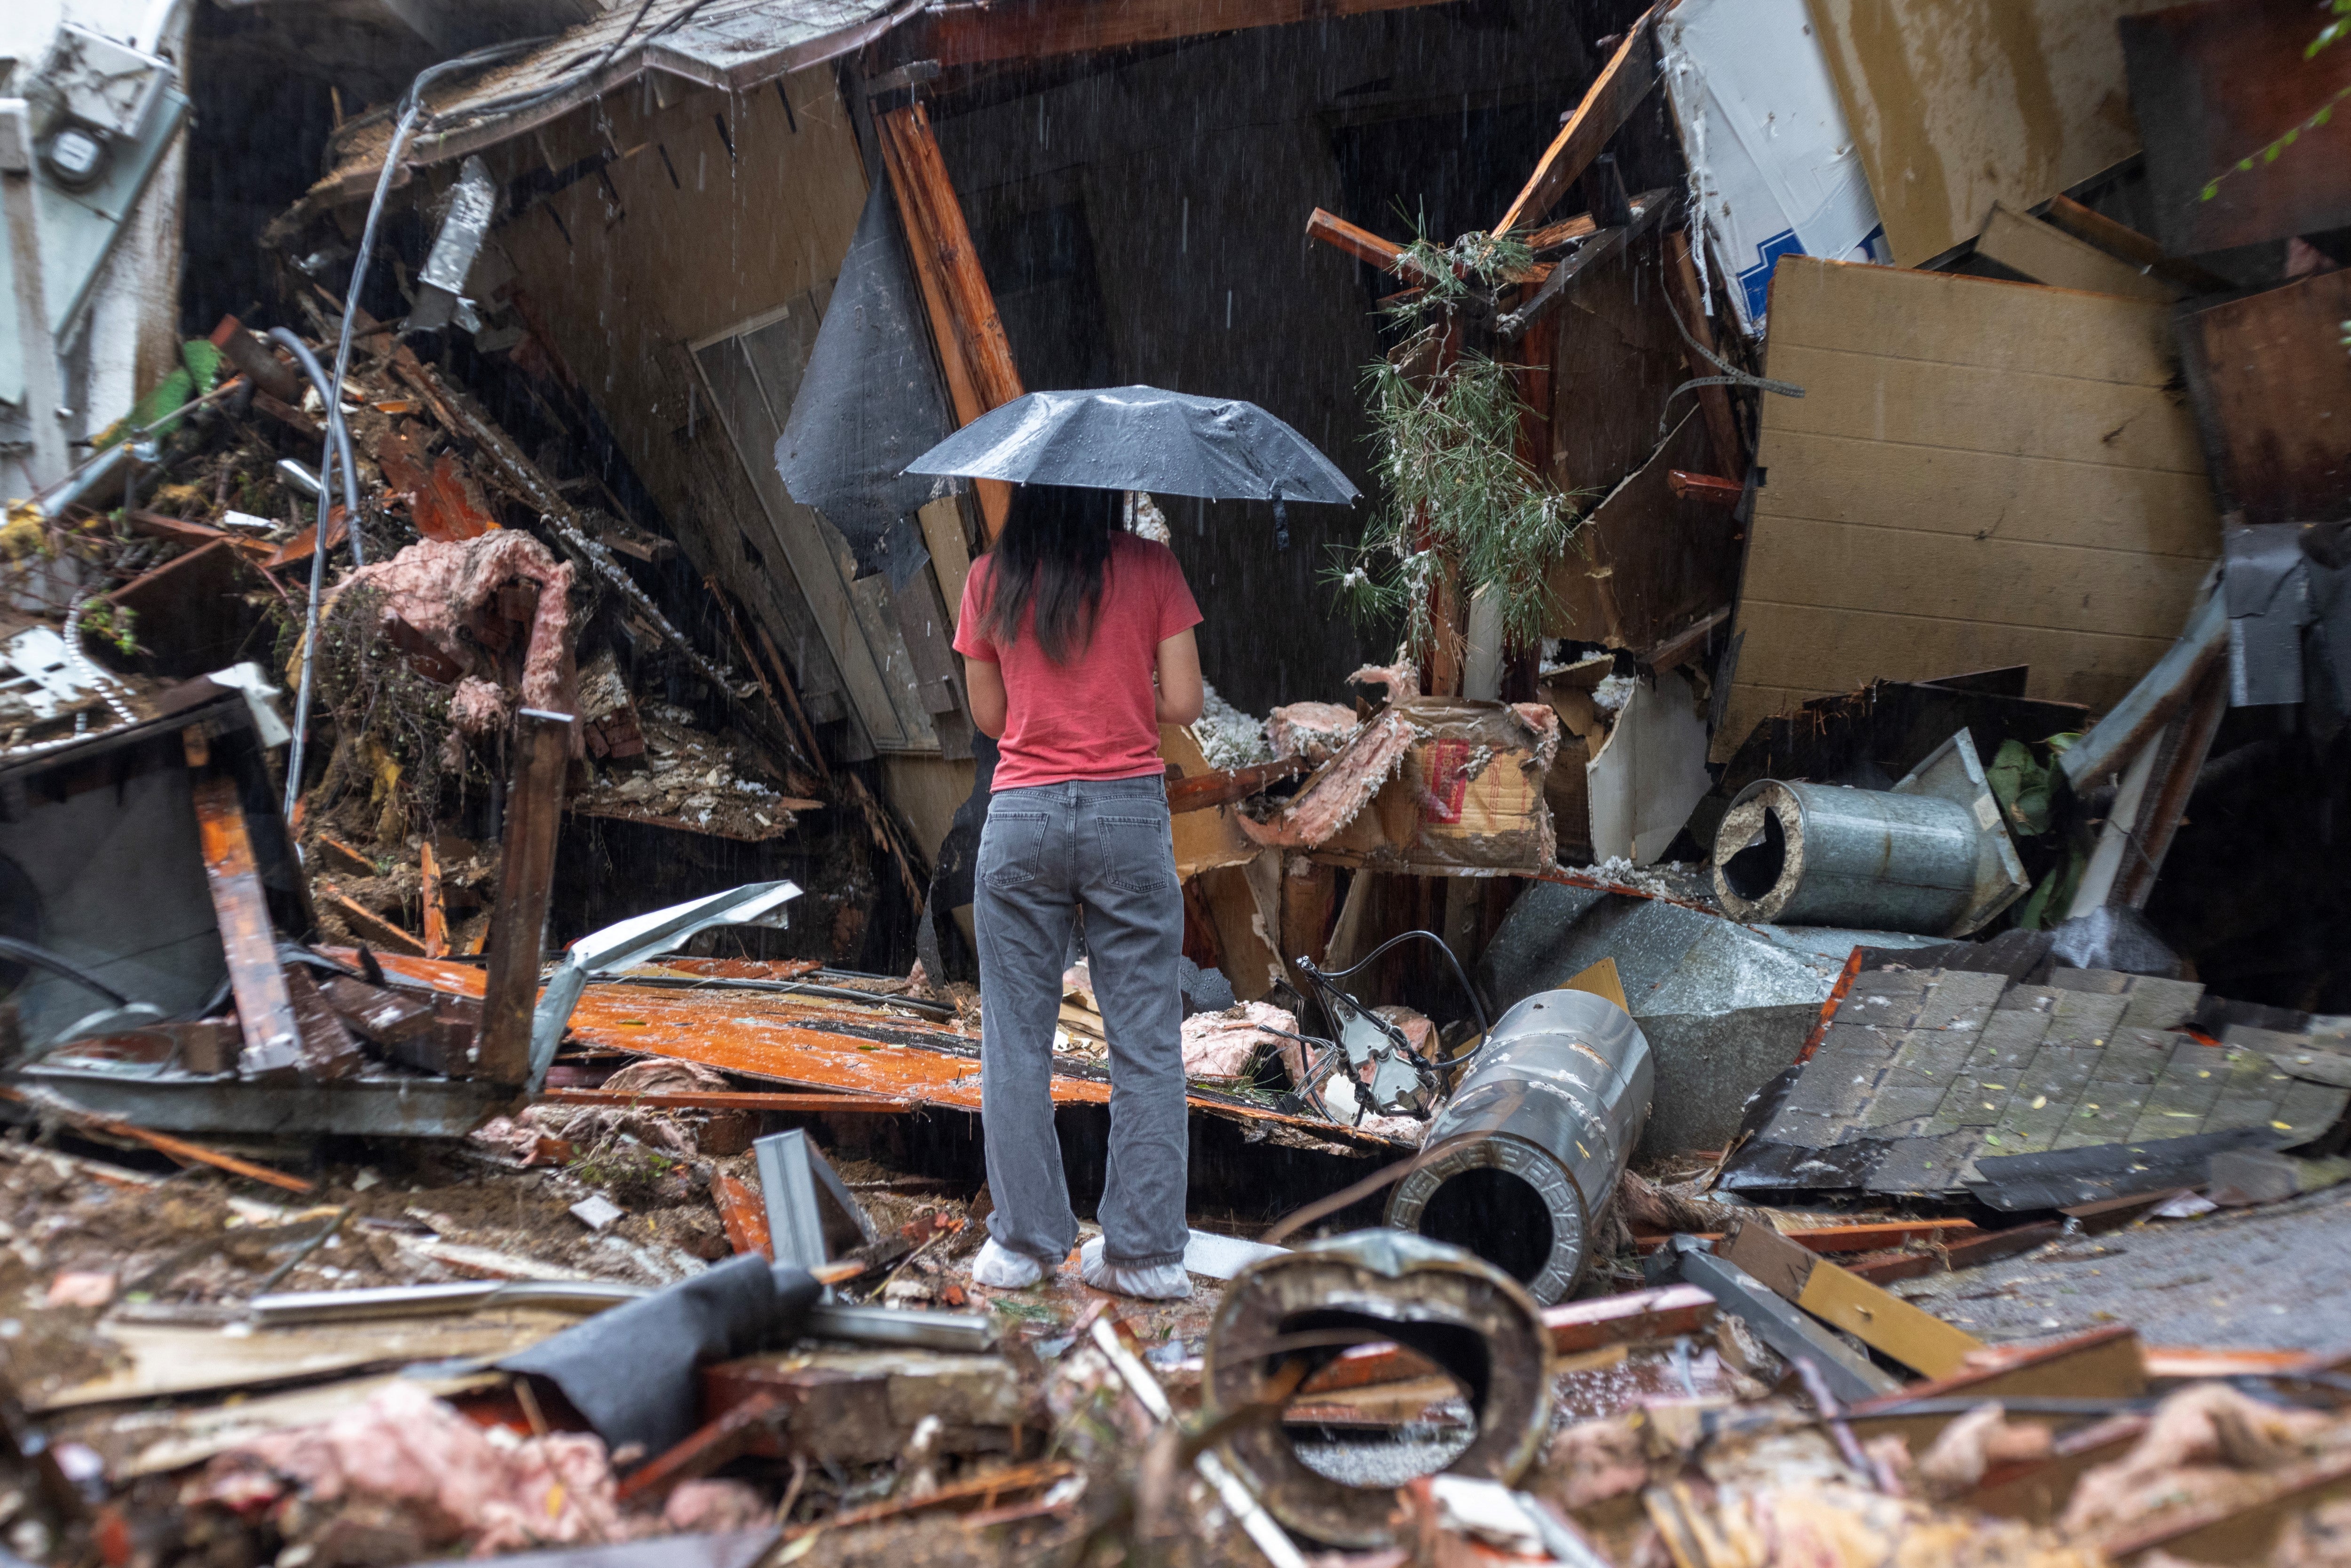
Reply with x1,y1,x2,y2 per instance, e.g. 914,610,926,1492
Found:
1240,709,1417,849
1182,1001,1298,1080
339,533,579,741
1267,701,1361,764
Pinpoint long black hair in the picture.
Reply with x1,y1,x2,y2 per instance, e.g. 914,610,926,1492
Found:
974,484,1120,665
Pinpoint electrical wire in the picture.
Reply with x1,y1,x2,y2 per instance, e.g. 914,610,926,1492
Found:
1307,928,1492,1043
0,938,133,1008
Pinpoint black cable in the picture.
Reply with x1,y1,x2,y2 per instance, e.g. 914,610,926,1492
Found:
1309,929,1492,1040
0,938,133,1008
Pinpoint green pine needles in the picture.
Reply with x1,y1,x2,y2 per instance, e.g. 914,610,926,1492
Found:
1330,225,1586,668
1334,348,1582,666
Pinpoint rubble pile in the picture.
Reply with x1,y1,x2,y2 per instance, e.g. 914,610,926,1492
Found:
4,0,2350,1559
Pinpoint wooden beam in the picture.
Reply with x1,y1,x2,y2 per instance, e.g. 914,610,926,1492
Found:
876,101,1023,540
419,840,449,959
1303,208,1434,281
898,0,1454,69
2041,196,2234,295
1167,756,1309,815
316,882,427,958
477,709,573,1085
1664,229,1744,480
187,742,302,1081
548,1088,913,1114
0,1086,314,1194
1496,9,1659,237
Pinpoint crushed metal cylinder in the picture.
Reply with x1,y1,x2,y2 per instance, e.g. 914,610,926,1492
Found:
1387,988,1652,1304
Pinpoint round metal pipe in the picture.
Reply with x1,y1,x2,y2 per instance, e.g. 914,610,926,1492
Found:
1711,778,1983,932
1206,1231,1553,1550
1386,988,1651,1305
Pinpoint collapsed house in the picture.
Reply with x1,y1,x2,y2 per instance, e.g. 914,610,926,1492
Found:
3,0,2351,1560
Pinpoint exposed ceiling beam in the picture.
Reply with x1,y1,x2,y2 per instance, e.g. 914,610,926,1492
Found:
889,0,1463,71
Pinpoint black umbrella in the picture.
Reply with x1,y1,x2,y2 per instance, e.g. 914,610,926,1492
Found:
902,386,1358,547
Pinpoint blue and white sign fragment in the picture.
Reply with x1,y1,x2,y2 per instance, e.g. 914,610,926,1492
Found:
1657,0,1890,336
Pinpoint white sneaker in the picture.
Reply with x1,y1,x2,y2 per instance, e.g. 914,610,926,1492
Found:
972,1237,1045,1288
1079,1237,1191,1300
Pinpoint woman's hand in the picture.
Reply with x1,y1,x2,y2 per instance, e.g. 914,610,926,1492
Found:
1153,628,1204,727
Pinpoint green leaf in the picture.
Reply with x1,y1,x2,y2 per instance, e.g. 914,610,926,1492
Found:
2200,181,2221,201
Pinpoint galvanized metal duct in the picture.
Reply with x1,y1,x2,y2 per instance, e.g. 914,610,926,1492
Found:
1386,989,1652,1305
1205,1231,1553,1550
1711,729,2028,935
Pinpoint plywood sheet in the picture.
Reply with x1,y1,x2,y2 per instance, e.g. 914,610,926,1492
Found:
1805,0,2176,268
1717,257,2218,760
2177,270,2351,528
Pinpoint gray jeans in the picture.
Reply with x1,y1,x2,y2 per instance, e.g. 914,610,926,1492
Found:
975,775,1187,1270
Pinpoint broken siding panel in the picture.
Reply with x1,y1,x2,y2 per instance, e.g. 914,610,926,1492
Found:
1803,0,2176,269
1717,258,2217,759
693,326,928,752
1756,431,2217,557
730,301,941,748
484,68,876,731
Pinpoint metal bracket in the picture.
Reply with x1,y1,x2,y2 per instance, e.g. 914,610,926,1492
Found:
524,879,800,1091
752,1127,877,1278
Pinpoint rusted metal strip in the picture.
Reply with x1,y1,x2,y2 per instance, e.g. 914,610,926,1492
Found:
547,1089,911,1114
187,741,301,1080
781,1459,1075,1540
478,710,573,1084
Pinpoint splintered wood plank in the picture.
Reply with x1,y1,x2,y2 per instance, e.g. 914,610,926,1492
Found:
877,101,1021,540
316,883,426,958
188,765,301,1080
1792,1253,1984,1378
419,840,449,959
282,966,365,1080
478,711,572,1085
1973,204,2175,303
1496,8,1658,235
1718,256,2219,761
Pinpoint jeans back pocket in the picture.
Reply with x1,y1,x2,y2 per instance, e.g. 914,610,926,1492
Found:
1094,812,1175,895
980,810,1053,891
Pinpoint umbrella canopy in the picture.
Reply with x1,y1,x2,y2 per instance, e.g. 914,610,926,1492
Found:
902,386,1360,506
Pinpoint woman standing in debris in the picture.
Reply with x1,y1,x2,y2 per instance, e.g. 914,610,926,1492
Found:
953,484,1204,1300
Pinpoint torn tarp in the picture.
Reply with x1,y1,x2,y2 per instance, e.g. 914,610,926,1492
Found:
775,182,950,590
499,1254,820,1458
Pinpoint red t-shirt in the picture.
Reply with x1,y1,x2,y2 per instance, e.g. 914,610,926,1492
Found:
954,533,1202,791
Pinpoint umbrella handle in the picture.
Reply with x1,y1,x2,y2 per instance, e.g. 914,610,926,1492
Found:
1272,485,1289,551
